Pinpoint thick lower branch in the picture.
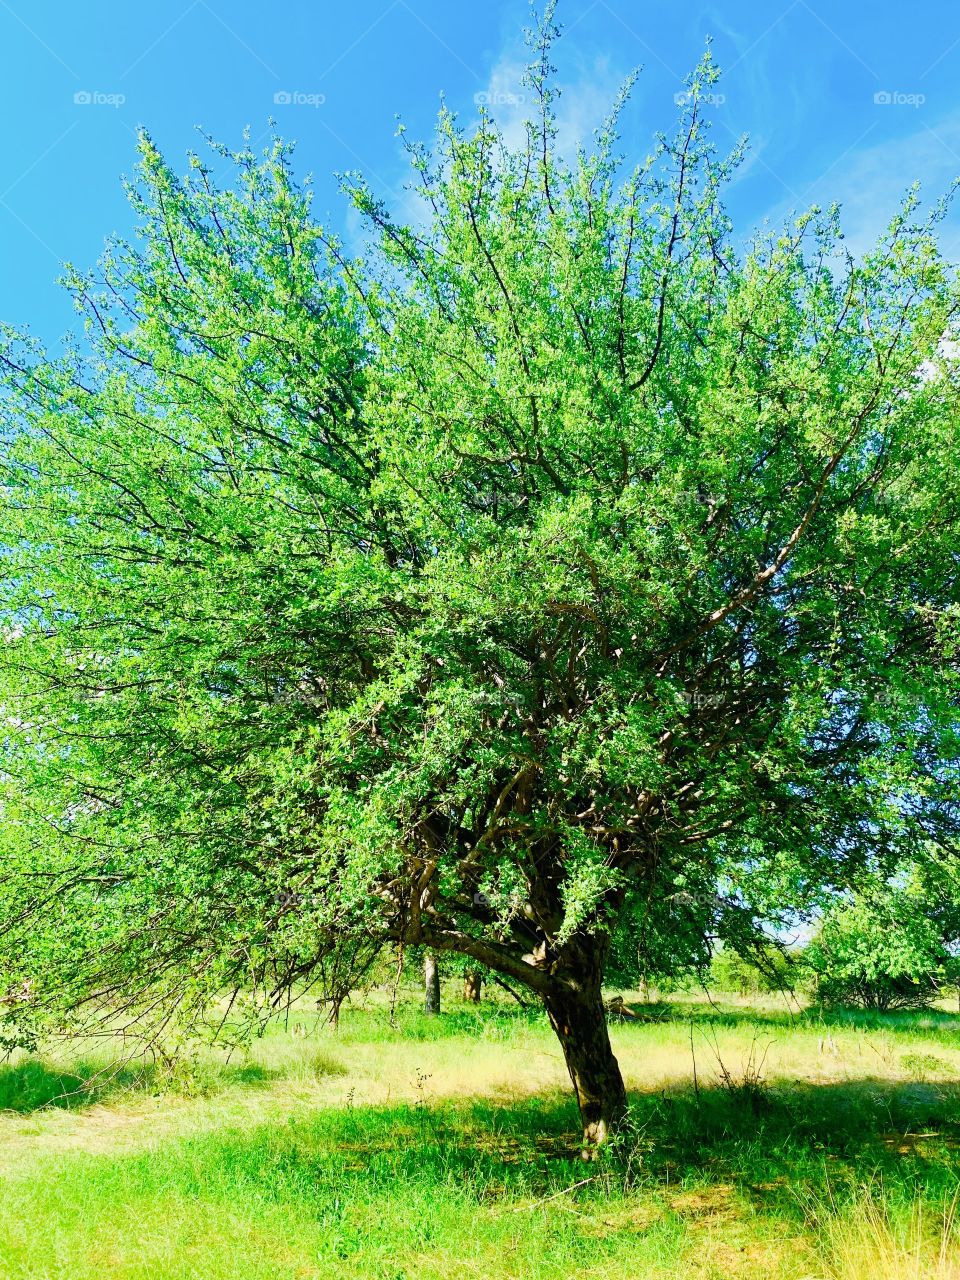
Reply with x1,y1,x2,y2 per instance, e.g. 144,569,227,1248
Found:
414,924,561,997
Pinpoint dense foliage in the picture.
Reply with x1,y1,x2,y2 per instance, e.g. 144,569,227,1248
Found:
804,857,960,1010
2,14,960,1139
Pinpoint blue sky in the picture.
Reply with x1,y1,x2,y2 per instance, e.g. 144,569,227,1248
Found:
2,0,960,346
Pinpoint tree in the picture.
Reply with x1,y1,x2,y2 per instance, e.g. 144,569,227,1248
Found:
462,971,483,1003
805,858,960,1011
1,13,960,1145
424,952,441,1015
709,942,795,998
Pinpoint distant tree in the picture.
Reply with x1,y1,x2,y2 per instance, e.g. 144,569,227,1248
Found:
805,859,960,1011
708,942,795,998
2,12,960,1144
462,971,483,1003
424,952,441,1016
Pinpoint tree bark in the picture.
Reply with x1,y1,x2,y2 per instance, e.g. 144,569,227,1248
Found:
542,983,628,1149
417,927,626,1144
424,951,441,1015
462,970,483,1003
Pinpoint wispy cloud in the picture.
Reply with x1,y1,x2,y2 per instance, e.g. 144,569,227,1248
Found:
761,106,960,255
474,45,630,159
336,27,630,256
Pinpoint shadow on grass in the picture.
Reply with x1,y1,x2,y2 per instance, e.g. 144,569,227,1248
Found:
343,1075,960,1213
65,1074,956,1232
0,1055,278,1114
431,1075,960,1179
3,1077,957,1280
623,1076,960,1194
611,999,960,1039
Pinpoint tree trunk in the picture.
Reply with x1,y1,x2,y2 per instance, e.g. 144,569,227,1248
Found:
462,970,483,1003
543,984,628,1149
424,951,441,1015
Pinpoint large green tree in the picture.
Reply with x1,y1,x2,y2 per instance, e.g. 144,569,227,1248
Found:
2,20,960,1143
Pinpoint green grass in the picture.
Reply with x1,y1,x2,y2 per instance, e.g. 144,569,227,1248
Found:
0,991,958,1278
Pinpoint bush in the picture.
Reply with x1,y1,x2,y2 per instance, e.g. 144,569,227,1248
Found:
804,875,958,1012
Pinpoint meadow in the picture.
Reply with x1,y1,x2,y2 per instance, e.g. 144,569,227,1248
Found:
0,986,958,1279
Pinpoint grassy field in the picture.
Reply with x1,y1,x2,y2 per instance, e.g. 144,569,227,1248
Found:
0,988,958,1279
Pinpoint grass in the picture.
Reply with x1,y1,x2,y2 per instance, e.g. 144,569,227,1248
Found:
0,989,958,1278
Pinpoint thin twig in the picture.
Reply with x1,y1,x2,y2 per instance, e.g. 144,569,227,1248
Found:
511,1175,600,1212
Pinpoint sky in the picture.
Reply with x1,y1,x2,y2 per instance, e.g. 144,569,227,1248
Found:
2,1,960,347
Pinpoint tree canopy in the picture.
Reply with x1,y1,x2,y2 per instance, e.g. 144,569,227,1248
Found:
1,16,960,1142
